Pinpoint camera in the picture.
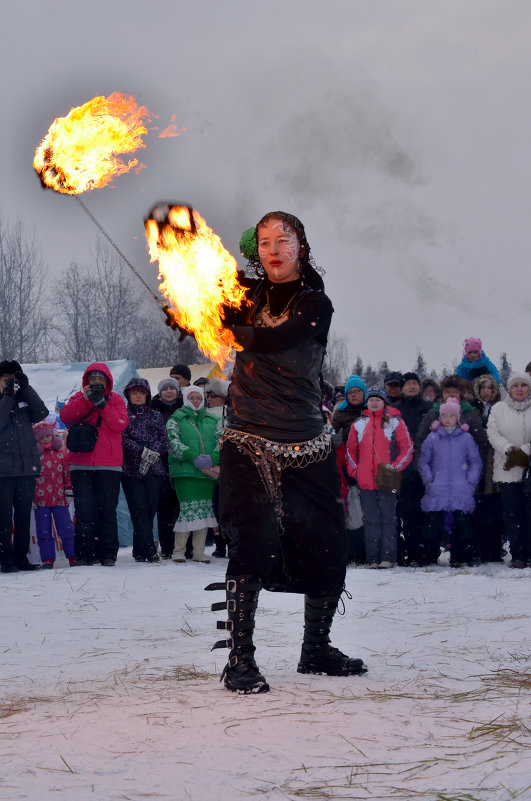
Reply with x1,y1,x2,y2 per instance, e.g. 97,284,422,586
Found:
88,382,105,402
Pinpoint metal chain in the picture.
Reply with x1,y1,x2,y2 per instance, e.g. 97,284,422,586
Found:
74,195,162,306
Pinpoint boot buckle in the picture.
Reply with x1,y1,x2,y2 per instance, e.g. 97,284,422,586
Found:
227,579,237,593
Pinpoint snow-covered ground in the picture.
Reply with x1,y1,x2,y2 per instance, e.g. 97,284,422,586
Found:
2,553,531,801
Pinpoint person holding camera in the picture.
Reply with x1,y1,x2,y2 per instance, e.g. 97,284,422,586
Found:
60,363,128,566
0,360,49,573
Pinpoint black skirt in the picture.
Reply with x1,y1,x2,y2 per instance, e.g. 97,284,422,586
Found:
219,440,347,596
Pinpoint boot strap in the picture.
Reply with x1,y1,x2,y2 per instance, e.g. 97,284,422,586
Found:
205,581,226,592
212,637,233,651
211,598,258,613
217,619,254,632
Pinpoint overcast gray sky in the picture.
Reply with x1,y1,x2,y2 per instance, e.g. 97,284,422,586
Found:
2,0,531,374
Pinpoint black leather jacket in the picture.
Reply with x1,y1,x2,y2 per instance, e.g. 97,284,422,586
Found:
0,385,48,476
226,277,333,441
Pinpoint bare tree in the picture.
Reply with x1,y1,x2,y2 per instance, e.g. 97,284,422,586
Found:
91,238,139,360
54,260,99,361
322,332,349,387
128,306,208,368
0,215,48,361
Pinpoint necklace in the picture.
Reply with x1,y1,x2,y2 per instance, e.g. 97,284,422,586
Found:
256,286,300,328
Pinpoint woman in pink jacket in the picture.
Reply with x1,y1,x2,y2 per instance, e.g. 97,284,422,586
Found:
346,386,413,568
60,363,128,566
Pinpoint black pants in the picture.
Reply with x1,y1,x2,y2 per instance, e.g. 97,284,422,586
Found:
499,482,531,563
70,470,121,563
0,476,36,568
122,475,163,559
221,442,347,596
422,511,477,565
397,472,425,564
156,475,180,557
473,494,504,562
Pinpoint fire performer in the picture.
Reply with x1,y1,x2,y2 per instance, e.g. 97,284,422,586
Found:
205,212,367,693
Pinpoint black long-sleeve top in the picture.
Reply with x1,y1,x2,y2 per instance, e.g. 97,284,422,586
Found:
225,276,333,441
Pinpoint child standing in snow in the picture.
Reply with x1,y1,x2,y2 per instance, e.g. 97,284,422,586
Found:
33,421,76,568
346,386,413,568
418,398,483,567
456,337,500,384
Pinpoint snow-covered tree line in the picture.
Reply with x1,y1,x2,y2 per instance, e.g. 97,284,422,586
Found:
0,214,205,367
0,213,514,378
322,333,512,388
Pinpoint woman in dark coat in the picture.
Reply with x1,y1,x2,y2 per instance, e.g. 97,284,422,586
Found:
150,377,182,558
122,377,169,562
208,212,366,694
0,360,48,572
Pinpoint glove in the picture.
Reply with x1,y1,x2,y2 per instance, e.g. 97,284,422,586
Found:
139,447,159,476
65,489,74,504
86,382,107,409
193,453,213,469
503,447,529,471
2,377,15,397
330,428,343,448
162,305,190,342
14,371,29,391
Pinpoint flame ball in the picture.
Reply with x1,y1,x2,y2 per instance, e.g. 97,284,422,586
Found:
34,92,150,195
144,204,247,367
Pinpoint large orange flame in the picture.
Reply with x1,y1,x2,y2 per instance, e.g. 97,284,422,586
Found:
145,204,247,367
34,92,150,194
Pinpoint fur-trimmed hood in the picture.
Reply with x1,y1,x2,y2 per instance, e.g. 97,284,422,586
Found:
473,374,500,403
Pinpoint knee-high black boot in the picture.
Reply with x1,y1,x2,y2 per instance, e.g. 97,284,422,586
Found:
206,575,270,694
297,595,367,676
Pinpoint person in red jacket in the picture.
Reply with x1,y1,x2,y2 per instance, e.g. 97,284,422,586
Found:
60,363,128,566
33,421,76,568
346,386,413,568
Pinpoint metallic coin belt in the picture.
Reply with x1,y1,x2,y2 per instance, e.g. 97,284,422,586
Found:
220,427,332,524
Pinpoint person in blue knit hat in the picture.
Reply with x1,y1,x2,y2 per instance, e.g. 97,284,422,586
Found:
331,375,367,445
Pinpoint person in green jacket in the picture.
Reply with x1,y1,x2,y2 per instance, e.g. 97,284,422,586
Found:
167,386,221,563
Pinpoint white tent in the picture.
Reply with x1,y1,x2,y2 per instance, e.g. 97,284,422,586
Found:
23,359,138,413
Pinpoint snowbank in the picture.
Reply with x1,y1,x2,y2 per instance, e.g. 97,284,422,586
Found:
1,555,530,800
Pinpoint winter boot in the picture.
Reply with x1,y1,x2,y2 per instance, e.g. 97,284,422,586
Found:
192,528,210,563
172,531,189,562
297,595,367,676
206,576,270,694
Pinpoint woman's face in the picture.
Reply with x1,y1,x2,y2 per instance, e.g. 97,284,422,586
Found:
207,392,224,408
510,381,530,402
442,387,461,401
367,396,385,412
423,386,437,402
161,386,178,403
479,384,494,402
0,374,14,391
129,388,147,406
187,391,203,409
257,219,301,283
346,387,365,406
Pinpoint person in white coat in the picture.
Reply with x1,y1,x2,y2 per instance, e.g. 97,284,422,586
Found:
487,372,531,568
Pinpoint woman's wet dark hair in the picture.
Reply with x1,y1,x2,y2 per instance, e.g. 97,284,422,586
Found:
247,211,324,290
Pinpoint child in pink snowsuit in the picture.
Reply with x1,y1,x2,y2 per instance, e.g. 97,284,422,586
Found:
33,422,76,568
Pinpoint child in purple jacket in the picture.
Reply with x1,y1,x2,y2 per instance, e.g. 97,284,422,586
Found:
418,398,483,567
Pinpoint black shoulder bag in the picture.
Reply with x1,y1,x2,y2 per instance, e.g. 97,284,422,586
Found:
66,409,102,453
